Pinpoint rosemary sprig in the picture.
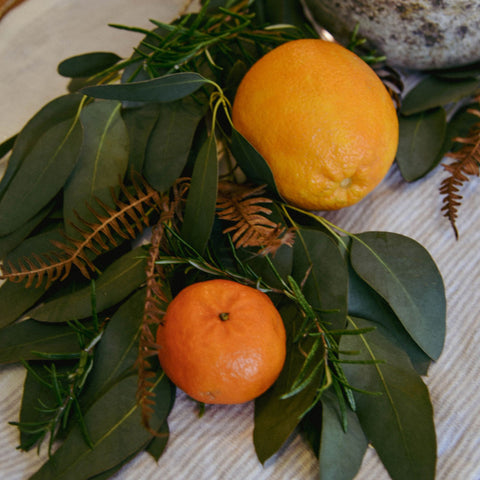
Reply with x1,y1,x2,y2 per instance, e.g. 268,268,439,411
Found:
10,282,104,454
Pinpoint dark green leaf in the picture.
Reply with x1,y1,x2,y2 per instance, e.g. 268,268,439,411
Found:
0,320,81,364
341,317,437,480
347,259,431,375
0,134,17,160
181,134,218,254
396,108,447,182
30,246,147,322
0,203,53,259
146,422,170,461
317,390,368,480
5,225,65,272
254,303,324,463
0,280,45,329
122,103,163,173
82,72,209,102
433,60,480,80
0,117,83,236
262,0,312,28
292,228,348,331
81,288,146,407
0,94,83,199
18,361,73,451
350,232,446,360
143,97,205,192
63,100,129,234
401,75,480,115
29,372,172,480
58,52,122,78
439,100,480,157
231,128,278,195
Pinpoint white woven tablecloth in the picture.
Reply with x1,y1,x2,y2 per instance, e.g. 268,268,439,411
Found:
1,1,479,479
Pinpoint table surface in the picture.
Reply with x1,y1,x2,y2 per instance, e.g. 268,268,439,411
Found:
1,1,479,479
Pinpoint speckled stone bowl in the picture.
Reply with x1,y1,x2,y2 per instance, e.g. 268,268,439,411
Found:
304,0,480,70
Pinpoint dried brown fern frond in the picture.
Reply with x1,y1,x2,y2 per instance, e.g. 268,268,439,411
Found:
136,178,189,433
440,110,480,239
216,181,295,255
1,174,163,289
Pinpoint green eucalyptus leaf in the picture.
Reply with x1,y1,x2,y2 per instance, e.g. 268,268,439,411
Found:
122,103,163,173
143,96,206,192
292,228,348,331
341,317,437,480
0,117,83,237
5,225,65,272
0,134,17,160
0,320,81,364
439,100,480,157
0,280,46,329
401,75,480,115
145,422,170,461
0,94,83,199
82,72,209,102
29,372,172,480
254,303,324,464
181,134,218,254
63,99,129,235
30,246,147,322
18,361,73,451
0,203,53,259
231,128,278,195
262,0,312,27
350,232,446,360
396,108,447,182
317,390,368,480
81,288,146,407
433,61,480,80
347,260,431,375
58,52,122,78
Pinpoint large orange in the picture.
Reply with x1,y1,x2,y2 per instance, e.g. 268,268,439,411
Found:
232,39,399,210
156,279,286,404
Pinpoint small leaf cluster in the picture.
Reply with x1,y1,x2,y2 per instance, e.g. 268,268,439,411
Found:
0,1,446,479
394,61,480,236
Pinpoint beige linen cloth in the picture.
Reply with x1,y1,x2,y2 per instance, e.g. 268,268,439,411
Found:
0,1,479,479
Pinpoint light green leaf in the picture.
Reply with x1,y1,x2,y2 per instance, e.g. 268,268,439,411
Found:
341,317,437,480
58,52,122,78
143,96,206,192
350,232,446,360
396,108,447,182
181,134,218,254
82,72,209,102
30,246,147,322
63,99,129,235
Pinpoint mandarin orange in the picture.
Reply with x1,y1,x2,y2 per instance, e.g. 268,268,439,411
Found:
156,279,286,404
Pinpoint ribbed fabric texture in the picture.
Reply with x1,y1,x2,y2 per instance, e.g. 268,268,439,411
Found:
1,1,479,479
